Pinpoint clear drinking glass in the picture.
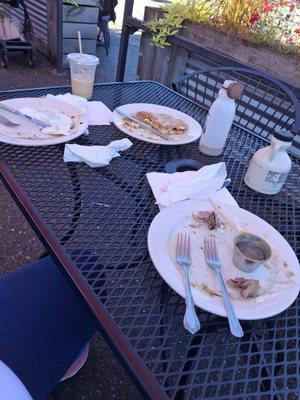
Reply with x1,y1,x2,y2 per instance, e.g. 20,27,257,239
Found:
67,53,99,100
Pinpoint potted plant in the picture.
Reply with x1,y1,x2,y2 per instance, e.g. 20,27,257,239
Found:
141,0,300,87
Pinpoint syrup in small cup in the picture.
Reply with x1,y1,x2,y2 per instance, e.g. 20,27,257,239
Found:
232,233,272,273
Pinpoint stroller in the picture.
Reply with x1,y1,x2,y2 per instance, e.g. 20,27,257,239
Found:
0,0,36,68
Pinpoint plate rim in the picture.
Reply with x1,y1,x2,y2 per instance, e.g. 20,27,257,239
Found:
112,103,202,146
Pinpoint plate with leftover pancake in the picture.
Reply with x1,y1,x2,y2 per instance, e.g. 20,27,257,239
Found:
113,103,202,145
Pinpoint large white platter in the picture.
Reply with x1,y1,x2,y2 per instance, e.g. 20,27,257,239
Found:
148,199,300,320
0,97,88,147
112,103,202,145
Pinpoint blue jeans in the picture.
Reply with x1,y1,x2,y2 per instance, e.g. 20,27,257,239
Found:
98,14,111,52
0,254,97,400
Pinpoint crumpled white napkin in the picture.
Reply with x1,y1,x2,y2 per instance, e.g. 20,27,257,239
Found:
46,93,113,126
146,162,237,209
64,138,133,168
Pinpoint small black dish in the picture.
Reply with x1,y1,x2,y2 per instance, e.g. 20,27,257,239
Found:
164,159,202,174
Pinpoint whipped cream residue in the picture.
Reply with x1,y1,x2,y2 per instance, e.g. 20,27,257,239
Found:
20,106,73,136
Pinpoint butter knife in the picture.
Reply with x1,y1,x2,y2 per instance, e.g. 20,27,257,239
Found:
0,103,51,128
0,115,19,127
115,109,173,141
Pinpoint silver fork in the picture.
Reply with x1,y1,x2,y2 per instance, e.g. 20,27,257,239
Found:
176,233,200,334
204,237,244,337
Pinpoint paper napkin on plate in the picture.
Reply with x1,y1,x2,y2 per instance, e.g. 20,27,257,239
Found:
64,138,133,168
46,93,113,126
146,162,237,209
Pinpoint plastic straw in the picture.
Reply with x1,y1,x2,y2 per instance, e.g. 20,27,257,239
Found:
78,31,83,56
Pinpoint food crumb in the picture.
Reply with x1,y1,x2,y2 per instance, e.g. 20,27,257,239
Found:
201,283,221,297
227,278,260,298
286,270,294,278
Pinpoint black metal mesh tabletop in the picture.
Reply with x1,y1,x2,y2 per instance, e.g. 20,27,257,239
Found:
0,82,299,400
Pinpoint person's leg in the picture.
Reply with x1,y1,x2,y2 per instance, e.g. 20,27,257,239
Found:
99,15,111,54
97,9,104,42
0,255,97,400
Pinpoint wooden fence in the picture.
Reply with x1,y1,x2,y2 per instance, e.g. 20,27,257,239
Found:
48,0,99,69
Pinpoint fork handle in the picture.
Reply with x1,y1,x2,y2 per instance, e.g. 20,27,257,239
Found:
216,271,244,337
183,266,201,334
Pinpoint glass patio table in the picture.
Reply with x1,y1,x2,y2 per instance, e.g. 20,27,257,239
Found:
0,81,299,400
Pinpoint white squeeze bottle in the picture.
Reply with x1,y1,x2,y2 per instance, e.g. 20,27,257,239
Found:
199,80,244,156
244,129,293,194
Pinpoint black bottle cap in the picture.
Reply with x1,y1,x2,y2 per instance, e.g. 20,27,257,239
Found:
273,129,294,142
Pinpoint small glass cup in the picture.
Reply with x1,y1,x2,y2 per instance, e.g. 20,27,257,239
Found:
232,233,271,273
67,53,99,100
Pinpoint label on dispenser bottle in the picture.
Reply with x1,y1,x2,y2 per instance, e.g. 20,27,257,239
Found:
244,160,288,194
265,170,288,185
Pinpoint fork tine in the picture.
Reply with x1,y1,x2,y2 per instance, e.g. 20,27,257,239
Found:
178,233,182,257
204,237,208,258
180,233,183,257
176,233,180,258
206,238,211,261
210,238,214,260
179,233,183,257
203,237,207,260
212,237,219,260
210,237,215,259
206,237,211,259
184,233,188,258
208,237,213,260
207,237,211,260
187,234,191,259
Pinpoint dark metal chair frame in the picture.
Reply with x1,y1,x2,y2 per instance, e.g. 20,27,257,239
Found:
172,67,300,142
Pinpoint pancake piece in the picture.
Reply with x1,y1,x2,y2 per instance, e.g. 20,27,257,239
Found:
134,111,188,135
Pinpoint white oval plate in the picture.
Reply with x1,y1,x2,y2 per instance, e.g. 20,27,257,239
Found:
112,103,202,145
148,200,300,320
0,97,88,147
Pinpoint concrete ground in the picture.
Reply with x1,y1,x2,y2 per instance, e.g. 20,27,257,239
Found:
0,1,162,399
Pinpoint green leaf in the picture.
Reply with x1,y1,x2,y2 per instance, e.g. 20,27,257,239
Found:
64,0,78,5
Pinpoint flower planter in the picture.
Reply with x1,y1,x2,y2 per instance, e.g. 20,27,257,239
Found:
138,6,300,90
181,21,300,88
